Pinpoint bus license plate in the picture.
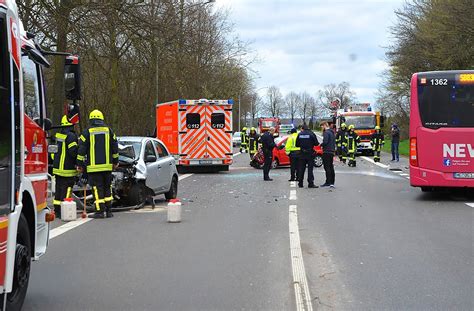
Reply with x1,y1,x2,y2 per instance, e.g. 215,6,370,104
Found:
199,160,213,165
453,173,474,179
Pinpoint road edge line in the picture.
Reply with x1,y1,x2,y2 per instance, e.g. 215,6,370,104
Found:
49,218,93,240
360,156,389,169
178,173,193,181
466,203,474,208
289,204,313,311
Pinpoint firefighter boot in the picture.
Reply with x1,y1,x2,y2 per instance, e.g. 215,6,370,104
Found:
89,211,105,219
105,204,114,218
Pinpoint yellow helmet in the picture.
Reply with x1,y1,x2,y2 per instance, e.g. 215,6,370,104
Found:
242,127,247,131
348,124,355,130
61,115,73,126
250,127,256,131
375,126,380,130
89,109,104,121
341,123,347,128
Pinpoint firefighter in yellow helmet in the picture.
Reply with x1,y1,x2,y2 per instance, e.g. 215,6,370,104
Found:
52,115,78,218
77,109,119,218
347,124,360,167
240,127,248,153
336,123,348,163
247,127,260,160
371,125,384,162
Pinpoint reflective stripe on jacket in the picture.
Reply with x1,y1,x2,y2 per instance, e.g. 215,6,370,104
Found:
52,129,78,177
77,124,119,173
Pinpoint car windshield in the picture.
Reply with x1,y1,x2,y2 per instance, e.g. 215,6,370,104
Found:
261,120,276,127
233,132,241,137
344,116,375,129
118,140,142,160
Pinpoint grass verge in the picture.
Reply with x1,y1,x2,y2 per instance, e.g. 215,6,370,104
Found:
382,139,409,157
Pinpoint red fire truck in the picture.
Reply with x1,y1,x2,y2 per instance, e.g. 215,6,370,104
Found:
1,1,81,308
258,117,280,136
156,99,234,171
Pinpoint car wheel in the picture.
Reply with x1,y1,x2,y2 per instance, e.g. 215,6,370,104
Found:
165,176,178,200
314,155,323,167
271,158,279,169
128,182,146,206
1,214,31,311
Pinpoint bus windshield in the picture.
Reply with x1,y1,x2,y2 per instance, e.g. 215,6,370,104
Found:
418,73,474,128
344,116,375,129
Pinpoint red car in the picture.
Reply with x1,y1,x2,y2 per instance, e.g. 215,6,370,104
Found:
272,135,323,168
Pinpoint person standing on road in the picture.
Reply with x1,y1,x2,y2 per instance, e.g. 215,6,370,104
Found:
77,109,119,219
285,127,301,181
347,125,360,167
371,126,384,162
336,123,348,164
52,115,78,218
320,122,336,188
240,127,248,153
295,124,319,188
260,127,276,181
247,127,260,160
391,124,400,162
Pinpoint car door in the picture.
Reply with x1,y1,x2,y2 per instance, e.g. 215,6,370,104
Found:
152,139,173,192
143,140,161,193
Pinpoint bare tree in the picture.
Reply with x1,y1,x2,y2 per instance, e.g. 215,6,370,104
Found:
298,91,313,125
318,82,357,112
285,92,300,124
264,86,284,117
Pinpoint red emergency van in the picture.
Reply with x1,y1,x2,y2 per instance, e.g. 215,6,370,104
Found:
156,99,234,171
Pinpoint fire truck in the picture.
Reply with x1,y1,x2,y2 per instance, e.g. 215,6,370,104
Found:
1,1,81,309
156,99,234,171
335,104,384,155
258,117,280,136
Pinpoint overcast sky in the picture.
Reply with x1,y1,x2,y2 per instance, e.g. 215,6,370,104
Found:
214,0,404,104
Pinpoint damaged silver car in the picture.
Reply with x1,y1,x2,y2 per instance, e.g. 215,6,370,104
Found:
114,137,179,206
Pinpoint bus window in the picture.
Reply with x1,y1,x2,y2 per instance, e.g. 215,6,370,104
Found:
186,113,200,129
211,112,225,129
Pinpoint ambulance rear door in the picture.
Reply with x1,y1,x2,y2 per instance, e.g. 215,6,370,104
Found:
205,103,233,163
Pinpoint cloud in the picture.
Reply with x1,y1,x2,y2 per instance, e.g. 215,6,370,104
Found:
214,0,403,103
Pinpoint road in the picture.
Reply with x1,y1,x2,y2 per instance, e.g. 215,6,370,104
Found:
24,149,473,311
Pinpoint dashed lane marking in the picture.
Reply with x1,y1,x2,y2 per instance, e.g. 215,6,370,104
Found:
289,190,297,200
49,218,93,240
290,181,297,188
178,173,193,181
466,203,474,208
360,156,389,169
289,204,313,311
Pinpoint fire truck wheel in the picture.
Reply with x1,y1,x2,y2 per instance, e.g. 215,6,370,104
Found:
165,176,178,200
3,214,31,311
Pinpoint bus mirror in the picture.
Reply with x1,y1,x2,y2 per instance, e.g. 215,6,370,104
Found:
64,55,82,101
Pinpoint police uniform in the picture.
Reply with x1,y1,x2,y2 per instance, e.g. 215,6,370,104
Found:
247,128,260,160
336,124,348,163
285,129,300,181
371,127,384,162
240,127,248,153
260,131,276,180
77,110,119,218
295,127,319,188
52,115,78,217
347,125,361,167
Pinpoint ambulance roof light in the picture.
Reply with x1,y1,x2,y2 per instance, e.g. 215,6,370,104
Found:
228,99,234,105
178,99,186,105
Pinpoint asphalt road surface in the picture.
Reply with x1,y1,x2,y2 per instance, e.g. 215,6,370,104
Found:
24,149,473,311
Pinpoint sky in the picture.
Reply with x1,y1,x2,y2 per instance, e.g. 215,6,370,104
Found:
213,0,404,104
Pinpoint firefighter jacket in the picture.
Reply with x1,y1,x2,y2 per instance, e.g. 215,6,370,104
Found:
285,132,301,155
347,131,361,152
77,122,119,173
336,129,348,147
241,131,249,146
52,127,78,177
371,132,385,150
248,133,260,153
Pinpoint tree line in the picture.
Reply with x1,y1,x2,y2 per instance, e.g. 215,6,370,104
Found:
18,0,255,135
377,0,474,137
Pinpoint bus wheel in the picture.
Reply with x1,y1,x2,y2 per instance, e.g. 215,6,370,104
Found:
4,214,31,311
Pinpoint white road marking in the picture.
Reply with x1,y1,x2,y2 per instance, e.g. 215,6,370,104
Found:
233,152,242,156
178,173,193,181
406,177,410,179
466,203,474,208
400,173,409,176
289,190,297,200
49,218,93,240
360,156,389,169
289,205,313,311
290,181,297,188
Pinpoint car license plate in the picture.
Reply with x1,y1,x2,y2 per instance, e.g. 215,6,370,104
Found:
453,172,474,179
199,160,213,165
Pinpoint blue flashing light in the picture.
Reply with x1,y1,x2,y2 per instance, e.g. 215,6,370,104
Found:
228,99,234,105
178,99,186,105
367,106,372,111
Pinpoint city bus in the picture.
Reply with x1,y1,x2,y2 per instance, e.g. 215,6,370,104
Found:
409,70,474,191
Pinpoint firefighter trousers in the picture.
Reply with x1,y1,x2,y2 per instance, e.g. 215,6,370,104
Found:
88,172,113,213
373,147,382,162
54,176,75,215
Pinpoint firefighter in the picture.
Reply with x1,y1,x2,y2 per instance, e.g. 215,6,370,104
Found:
240,127,248,153
52,115,78,218
347,125,361,167
285,127,301,181
77,109,119,218
371,126,384,162
247,127,260,160
336,123,348,163
295,124,319,188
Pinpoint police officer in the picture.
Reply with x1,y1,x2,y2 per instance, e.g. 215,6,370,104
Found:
247,127,260,160
52,115,78,218
285,127,300,181
295,124,319,188
77,110,119,218
371,126,384,162
336,123,348,163
347,125,361,167
240,127,248,153
260,127,276,181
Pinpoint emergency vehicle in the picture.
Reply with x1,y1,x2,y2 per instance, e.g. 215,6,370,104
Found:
258,117,280,136
335,104,384,155
0,1,80,309
156,99,234,171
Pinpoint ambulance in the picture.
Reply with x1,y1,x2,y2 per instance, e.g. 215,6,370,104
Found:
156,99,234,171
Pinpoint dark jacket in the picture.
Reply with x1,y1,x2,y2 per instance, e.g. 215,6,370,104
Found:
52,126,78,177
295,129,319,153
391,127,400,143
321,129,336,154
260,132,276,153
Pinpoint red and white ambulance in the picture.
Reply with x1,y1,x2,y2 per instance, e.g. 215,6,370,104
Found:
156,99,234,171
